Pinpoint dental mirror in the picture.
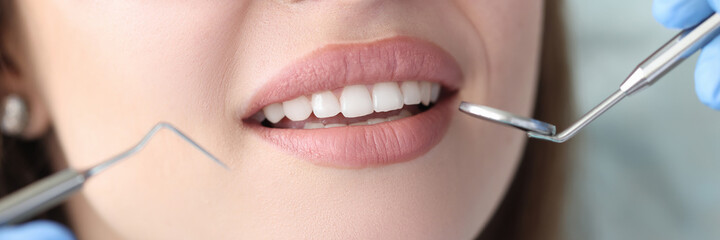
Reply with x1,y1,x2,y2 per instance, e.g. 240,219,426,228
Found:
459,102,556,136
459,13,720,143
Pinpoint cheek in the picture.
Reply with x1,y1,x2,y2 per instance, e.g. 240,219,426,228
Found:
18,1,247,168
443,108,529,233
450,0,543,231
16,2,252,238
15,0,543,238
458,0,543,115
499,2,544,115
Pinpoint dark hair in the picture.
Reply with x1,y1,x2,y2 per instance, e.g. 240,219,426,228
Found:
479,1,572,239
0,1,571,238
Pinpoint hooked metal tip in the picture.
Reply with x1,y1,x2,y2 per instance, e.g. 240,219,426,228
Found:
527,90,627,143
84,122,228,178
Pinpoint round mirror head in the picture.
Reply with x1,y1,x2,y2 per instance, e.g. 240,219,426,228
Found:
459,102,556,136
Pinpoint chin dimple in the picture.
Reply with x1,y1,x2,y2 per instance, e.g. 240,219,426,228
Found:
253,81,441,128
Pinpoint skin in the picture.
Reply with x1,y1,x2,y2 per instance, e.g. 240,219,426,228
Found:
2,1,542,239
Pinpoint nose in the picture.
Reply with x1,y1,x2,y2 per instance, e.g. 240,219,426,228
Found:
274,0,399,37
281,0,385,5
278,0,388,12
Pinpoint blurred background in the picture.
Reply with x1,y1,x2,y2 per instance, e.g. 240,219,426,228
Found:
563,0,720,239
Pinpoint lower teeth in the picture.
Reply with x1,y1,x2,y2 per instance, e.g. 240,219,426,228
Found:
256,101,437,129
299,110,413,129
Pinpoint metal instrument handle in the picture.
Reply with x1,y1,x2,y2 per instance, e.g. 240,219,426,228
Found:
620,13,720,94
0,169,85,225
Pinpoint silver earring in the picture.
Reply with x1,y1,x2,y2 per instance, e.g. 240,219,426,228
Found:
1,94,29,136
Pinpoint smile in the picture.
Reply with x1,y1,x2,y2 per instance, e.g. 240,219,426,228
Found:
241,36,463,168
251,80,441,129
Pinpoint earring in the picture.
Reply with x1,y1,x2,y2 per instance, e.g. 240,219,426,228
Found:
1,94,28,136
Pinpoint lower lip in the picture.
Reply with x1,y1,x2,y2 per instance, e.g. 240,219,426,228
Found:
248,95,456,168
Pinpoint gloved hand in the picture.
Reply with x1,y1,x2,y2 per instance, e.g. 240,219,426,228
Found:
0,220,75,240
654,0,720,110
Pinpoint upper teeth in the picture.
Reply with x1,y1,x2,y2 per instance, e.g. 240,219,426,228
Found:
340,85,374,118
372,82,404,113
312,91,341,118
261,81,441,123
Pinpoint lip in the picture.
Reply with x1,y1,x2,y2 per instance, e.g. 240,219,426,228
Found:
241,36,463,168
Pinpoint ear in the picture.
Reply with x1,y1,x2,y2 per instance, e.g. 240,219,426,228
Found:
0,2,51,140
1,49,51,140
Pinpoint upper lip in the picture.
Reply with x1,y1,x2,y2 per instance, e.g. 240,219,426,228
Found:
240,36,464,119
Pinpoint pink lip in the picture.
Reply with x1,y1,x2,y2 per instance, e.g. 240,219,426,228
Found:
242,36,463,168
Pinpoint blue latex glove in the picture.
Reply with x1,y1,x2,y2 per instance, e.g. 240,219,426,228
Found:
654,0,720,110
0,220,75,240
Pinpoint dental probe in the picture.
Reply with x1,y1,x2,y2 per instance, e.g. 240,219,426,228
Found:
460,13,720,143
0,122,227,226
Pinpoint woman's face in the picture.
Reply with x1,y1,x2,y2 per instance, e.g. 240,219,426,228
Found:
5,1,542,239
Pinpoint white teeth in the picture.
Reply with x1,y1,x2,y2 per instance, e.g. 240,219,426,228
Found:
301,109,413,128
263,103,285,124
372,82,404,112
386,115,401,121
258,81,441,126
387,110,412,121
420,81,432,106
312,91,341,118
400,81,422,105
367,118,386,125
303,122,324,129
349,121,368,126
340,85,374,118
250,111,266,123
282,96,312,121
325,123,347,128
430,83,441,103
